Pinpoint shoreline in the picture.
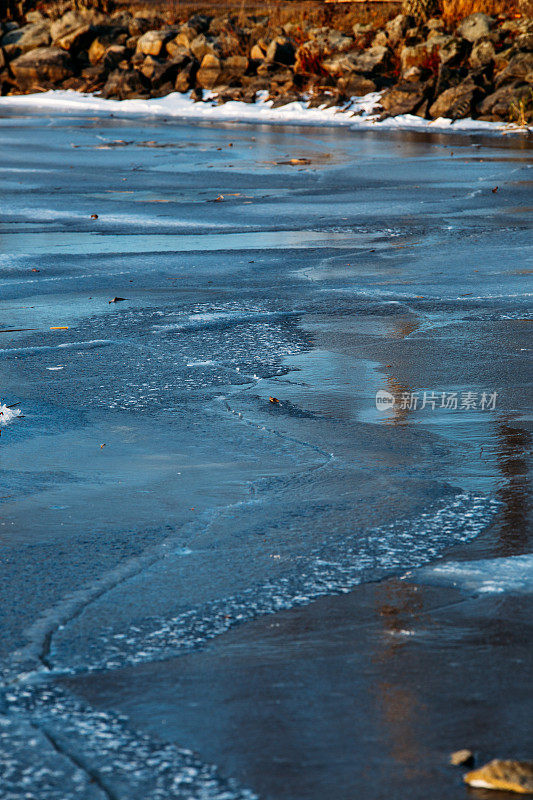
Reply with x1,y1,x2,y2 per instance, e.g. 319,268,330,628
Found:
0,88,530,135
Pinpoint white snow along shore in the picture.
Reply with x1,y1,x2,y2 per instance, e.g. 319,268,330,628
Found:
0,89,528,135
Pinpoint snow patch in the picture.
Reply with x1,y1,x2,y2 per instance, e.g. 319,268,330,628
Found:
0,403,21,426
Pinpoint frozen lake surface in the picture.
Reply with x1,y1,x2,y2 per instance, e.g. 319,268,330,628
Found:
0,111,531,799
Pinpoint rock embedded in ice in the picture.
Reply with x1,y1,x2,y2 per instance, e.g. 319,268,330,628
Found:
450,749,474,767
464,760,533,793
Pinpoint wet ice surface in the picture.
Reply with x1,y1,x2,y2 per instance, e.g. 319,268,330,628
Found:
418,553,533,594
0,113,531,799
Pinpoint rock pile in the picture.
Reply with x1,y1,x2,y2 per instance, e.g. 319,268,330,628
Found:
1,7,531,123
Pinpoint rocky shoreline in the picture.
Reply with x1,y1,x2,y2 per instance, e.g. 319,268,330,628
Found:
1,5,532,125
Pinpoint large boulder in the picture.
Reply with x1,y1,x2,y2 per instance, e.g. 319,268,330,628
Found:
456,13,492,43
55,24,96,53
50,11,86,42
196,52,221,88
429,76,478,118
380,82,428,116
10,47,73,89
495,52,533,87
478,81,531,120
102,68,149,98
136,29,173,57
1,22,50,56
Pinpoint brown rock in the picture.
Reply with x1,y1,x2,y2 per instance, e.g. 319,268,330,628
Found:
478,81,531,120
336,74,376,96
464,760,533,793
196,52,221,88
221,55,249,81
175,29,196,48
495,52,533,87
55,24,95,53
380,82,428,117
372,31,388,48
50,11,86,42
103,45,128,71
429,77,477,119
136,30,173,58
400,42,437,73
175,60,197,93
11,47,73,90
102,68,149,99
140,55,182,86
88,38,107,64
190,34,218,62
166,38,190,59
250,43,266,61
450,749,474,767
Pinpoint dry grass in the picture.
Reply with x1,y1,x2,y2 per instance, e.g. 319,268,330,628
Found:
442,0,520,26
38,0,524,29
109,0,402,29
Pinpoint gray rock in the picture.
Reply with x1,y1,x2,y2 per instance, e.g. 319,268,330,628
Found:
495,52,533,87
469,38,495,68
477,81,530,119
1,22,50,54
429,77,477,118
351,45,389,74
515,32,533,52
457,13,492,43
438,36,465,65
385,14,410,47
